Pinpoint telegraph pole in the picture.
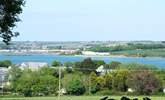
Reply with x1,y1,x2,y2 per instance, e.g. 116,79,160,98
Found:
0,75,3,96
58,66,61,100
89,75,91,95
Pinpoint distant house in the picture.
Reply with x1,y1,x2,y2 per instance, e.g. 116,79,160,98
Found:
19,62,48,71
96,65,114,75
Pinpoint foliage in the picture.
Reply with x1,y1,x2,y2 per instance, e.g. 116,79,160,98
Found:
67,78,86,95
52,60,62,67
119,63,157,71
0,60,12,67
74,58,96,74
8,66,22,82
88,44,165,52
104,74,113,89
64,62,73,73
89,72,100,94
0,0,25,44
96,76,106,89
64,62,74,67
109,61,121,69
6,60,165,96
11,68,58,97
127,71,162,95
93,60,105,68
112,70,130,92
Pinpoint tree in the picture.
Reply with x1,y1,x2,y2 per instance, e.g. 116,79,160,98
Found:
64,62,73,73
67,78,86,95
64,62,74,67
104,74,113,89
96,76,106,89
75,58,96,74
0,0,25,45
0,60,12,67
127,71,162,95
8,66,22,82
13,70,58,96
89,72,100,94
93,60,105,68
52,60,62,67
112,70,129,92
109,61,121,69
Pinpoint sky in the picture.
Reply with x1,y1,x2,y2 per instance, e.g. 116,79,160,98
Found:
13,0,165,41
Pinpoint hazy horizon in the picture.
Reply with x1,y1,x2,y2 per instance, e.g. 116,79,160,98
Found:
11,0,165,41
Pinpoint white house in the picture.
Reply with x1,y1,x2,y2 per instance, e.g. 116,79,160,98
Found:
96,65,114,75
19,62,48,71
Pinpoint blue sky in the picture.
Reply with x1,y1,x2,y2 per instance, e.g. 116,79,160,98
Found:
13,0,165,41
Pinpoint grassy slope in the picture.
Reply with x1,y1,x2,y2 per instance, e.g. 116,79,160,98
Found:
1,96,165,100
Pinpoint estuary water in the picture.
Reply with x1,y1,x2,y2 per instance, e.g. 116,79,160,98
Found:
0,55,165,69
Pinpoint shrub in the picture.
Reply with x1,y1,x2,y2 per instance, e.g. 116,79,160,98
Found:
67,79,86,95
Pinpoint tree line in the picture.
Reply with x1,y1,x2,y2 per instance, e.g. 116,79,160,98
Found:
88,43,165,52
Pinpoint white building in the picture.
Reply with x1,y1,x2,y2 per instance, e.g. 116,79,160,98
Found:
96,65,114,75
19,62,48,71
82,51,110,56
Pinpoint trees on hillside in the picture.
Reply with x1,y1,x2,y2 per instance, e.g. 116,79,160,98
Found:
0,0,25,45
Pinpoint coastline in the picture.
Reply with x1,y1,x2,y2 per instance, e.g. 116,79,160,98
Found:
1,53,165,59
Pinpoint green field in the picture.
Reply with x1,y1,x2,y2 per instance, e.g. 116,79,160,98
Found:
1,96,165,100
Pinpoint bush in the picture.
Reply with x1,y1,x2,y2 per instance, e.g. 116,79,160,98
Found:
67,79,86,95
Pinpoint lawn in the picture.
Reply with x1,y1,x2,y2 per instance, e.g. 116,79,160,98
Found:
1,96,165,100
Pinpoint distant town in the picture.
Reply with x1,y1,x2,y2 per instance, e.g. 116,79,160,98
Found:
0,41,165,57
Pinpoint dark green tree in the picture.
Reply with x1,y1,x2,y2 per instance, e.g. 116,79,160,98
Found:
93,60,105,68
75,58,96,74
0,60,12,67
52,60,62,67
0,0,25,45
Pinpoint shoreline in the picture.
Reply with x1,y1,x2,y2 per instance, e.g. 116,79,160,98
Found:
0,53,165,59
